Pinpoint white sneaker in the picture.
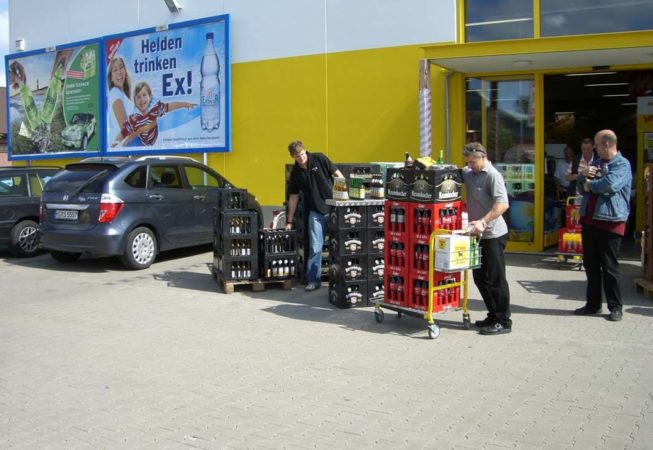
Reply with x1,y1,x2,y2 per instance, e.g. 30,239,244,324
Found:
305,282,320,291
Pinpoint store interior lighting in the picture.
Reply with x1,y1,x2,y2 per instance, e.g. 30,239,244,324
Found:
163,0,182,13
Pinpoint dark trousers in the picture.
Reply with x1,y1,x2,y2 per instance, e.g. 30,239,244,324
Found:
473,234,511,326
581,225,623,312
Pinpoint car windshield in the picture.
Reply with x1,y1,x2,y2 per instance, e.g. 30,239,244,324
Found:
45,165,117,194
72,116,83,125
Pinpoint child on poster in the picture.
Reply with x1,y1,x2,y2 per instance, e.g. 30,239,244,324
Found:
112,81,196,147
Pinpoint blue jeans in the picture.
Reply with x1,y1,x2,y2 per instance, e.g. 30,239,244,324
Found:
307,210,328,284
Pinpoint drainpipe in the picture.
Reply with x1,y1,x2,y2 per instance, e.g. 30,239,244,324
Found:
444,69,452,162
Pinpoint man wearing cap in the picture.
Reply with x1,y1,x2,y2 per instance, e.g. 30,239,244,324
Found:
461,142,512,335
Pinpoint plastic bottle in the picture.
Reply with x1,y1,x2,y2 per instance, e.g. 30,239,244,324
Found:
17,80,41,132
404,152,414,168
200,32,221,132
40,61,65,125
437,149,445,164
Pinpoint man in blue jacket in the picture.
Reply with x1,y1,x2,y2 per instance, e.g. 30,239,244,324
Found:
574,130,632,322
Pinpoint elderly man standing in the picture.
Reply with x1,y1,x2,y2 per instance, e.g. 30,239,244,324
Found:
574,130,632,322
461,142,512,335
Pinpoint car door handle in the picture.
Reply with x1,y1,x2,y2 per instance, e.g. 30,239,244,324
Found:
148,194,163,200
193,195,206,200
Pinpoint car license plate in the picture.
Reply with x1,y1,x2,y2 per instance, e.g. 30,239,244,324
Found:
54,209,78,220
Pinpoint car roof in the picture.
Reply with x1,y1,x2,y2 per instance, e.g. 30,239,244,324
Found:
66,156,203,170
0,166,61,172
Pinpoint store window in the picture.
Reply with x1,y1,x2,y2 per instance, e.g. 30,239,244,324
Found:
541,0,653,37
466,78,537,243
465,0,533,42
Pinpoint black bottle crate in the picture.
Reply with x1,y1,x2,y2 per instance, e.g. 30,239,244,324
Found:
260,229,297,255
329,229,366,256
218,188,248,211
367,280,385,306
213,234,257,257
367,254,385,280
329,254,368,282
367,204,385,229
367,229,385,255
329,279,368,309
214,210,258,237
262,254,297,280
328,205,366,230
213,255,259,281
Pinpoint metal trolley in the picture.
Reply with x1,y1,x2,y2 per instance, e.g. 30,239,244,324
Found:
374,229,480,339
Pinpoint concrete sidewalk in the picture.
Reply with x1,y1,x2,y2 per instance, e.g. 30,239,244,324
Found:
1,249,652,449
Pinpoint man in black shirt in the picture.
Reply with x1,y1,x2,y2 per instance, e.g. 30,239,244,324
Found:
285,141,343,291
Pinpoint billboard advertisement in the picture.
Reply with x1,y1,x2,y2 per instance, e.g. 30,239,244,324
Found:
104,16,230,155
6,40,102,160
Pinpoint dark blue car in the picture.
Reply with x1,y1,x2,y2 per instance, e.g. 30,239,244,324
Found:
39,156,262,269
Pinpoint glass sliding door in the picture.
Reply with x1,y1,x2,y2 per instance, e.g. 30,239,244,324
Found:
466,77,538,244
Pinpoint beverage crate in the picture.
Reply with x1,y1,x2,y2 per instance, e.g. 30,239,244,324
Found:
385,235,409,273
213,254,259,281
367,280,385,306
383,272,408,307
213,234,257,257
262,255,296,280
329,254,368,282
214,210,258,237
329,229,367,256
385,200,410,241
367,204,385,228
409,201,463,241
385,168,413,201
367,229,385,255
367,254,384,280
407,271,461,313
329,204,366,230
565,202,581,231
433,234,481,271
409,166,462,203
558,227,583,254
328,278,368,309
218,188,248,211
260,229,297,255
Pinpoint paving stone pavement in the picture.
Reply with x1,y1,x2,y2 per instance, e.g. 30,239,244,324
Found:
1,248,652,449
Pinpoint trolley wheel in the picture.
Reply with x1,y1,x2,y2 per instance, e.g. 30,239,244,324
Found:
427,324,440,339
463,314,471,330
397,312,403,319
374,309,385,323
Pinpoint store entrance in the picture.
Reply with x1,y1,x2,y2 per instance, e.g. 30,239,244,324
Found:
543,70,650,256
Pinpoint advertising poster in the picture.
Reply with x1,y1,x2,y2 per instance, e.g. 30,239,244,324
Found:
6,41,102,159
104,16,230,155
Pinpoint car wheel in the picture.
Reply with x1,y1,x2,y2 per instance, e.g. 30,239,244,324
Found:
9,220,40,257
82,135,88,150
50,250,82,263
120,227,157,270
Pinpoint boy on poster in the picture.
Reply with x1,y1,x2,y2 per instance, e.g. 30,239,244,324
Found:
111,81,196,147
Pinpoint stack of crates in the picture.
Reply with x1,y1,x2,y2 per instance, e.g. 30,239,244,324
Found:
213,188,259,281
384,165,464,313
260,229,297,280
558,198,582,255
327,201,385,308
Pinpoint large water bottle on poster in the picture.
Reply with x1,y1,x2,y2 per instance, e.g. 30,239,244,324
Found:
200,32,220,132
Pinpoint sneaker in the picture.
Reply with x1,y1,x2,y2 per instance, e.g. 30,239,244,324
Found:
479,323,512,335
474,316,495,328
609,310,623,322
305,282,320,292
573,306,602,316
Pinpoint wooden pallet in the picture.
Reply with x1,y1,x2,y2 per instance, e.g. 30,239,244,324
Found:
634,278,653,299
212,269,292,294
